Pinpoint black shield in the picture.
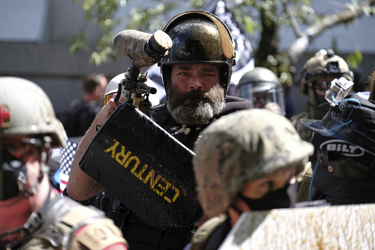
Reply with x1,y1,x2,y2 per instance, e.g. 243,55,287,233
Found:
79,102,202,227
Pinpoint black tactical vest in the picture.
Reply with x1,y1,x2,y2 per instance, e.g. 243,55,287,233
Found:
108,96,251,250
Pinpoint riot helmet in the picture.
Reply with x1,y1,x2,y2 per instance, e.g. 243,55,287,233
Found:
301,95,375,204
0,77,65,201
300,49,354,119
193,109,314,216
160,11,235,96
236,67,285,115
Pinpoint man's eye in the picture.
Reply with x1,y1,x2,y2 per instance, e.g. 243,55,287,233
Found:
262,181,273,191
179,72,189,76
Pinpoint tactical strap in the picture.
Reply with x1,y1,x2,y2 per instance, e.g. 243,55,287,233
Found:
297,162,314,202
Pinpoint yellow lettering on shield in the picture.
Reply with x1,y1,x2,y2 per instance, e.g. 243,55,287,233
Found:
103,140,181,203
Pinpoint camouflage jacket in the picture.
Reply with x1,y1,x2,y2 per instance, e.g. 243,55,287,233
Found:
290,111,313,142
20,196,127,250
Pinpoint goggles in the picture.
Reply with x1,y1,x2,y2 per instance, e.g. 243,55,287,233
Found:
314,80,330,92
317,138,375,178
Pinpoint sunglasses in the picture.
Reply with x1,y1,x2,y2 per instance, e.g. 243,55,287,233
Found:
0,138,41,161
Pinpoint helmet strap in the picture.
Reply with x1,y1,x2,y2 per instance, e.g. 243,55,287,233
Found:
24,136,51,197
311,81,323,107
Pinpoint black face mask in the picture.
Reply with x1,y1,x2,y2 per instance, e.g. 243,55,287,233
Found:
0,149,27,201
237,183,291,211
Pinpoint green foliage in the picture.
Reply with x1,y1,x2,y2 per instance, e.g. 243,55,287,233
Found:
70,0,373,84
70,31,90,54
346,48,363,70
126,3,177,31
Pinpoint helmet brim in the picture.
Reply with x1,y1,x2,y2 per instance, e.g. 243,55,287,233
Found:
300,119,328,136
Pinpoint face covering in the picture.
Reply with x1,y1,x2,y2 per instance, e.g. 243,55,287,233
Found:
0,149,28,201
237,183,292,211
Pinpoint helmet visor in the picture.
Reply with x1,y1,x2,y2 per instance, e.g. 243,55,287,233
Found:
236,84,285,113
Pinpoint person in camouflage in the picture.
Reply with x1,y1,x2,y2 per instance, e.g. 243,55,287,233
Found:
291,49,355,202
0,77,128,250
185,109,314,250
290,49,354,142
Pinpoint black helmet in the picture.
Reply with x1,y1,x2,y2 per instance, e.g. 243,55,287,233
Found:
301,95,375,178
236,67,285,115
160,11,235,96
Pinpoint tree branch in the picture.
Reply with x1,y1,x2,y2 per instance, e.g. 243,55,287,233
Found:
287,0,375,65
282,0,303,37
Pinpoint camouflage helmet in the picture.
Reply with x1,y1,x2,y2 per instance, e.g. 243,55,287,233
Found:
0,77,65,148
160,11,235,96
300,49,353,95
236,67,285,114
193,109,314,216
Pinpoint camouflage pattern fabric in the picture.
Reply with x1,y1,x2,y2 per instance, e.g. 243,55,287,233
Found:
290,111,314,142
193,109,314,217
113,30,172,69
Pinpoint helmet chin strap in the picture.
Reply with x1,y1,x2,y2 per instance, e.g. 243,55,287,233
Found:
21,136,51,198
21,151,48,198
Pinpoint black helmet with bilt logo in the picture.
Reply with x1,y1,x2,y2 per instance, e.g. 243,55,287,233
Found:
301,95,375,179
160,11,236,96
300,95,375,204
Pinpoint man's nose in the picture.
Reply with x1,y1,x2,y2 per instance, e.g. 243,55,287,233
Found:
188,76,203,90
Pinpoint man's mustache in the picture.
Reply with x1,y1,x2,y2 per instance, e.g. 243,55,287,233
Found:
178,90,210,104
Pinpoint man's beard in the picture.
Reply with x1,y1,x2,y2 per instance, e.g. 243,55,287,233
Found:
166,84,225,126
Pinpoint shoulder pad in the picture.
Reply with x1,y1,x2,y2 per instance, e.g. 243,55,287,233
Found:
69,218,128,250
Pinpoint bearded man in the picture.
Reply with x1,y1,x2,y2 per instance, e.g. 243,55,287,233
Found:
67,11,250,250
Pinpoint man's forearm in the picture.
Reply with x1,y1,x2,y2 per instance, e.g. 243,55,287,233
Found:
66,124,104,200
66,102,119,200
